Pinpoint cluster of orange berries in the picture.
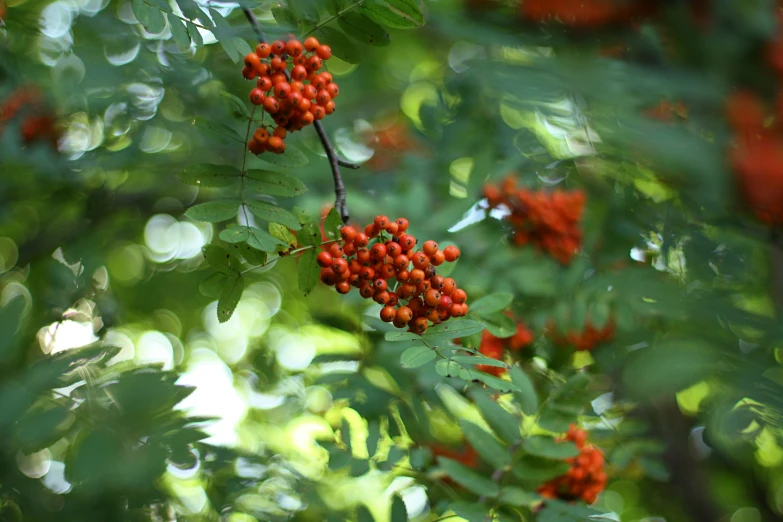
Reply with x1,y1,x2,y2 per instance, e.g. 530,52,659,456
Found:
242,36,338,155
361,116,422,171
429,442,479,469
475,320,534,376
483,176,585,264
724,2,783,226
538,424,607,504
548,319,614,352
316,215,467,334
0,87,60,149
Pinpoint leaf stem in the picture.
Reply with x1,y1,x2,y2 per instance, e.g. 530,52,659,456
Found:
240,239,342,275
302,0,369,38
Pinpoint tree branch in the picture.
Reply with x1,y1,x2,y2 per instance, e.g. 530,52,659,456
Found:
242,7,354,223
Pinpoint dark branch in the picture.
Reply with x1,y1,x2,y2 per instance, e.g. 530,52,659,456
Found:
338,158,361,169
314,120,349,222
242,7,352,223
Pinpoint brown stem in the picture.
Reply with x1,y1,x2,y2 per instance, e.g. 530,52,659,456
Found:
242,7,353,223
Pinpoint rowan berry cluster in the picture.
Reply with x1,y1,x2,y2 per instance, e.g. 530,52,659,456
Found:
548,319,614,351
242,36,338,155
726,91,783,225
0,87,59,149
315,215,467,334
484,175,585,264
429,442,479,469
475,320,534,376
538,424,607,504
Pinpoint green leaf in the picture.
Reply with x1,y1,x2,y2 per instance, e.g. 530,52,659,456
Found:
203,245,241,273
470,388,521,445
465,369,520,392
437,457,499,497
450,355,506,368
362,0,424,28
246,200,301,230
421,318,485,344
328,448,351,470
460,420,510,469
341,417,352,453
219,225,285,253
250,145,310,167
270,223,297,248
522,436,579,459
323,207,343,241
298,248,320,296
509,366,538,415
498,486,538,507
313,26,363,63
229,242,267,266
482,312,517,338
338,11,391,46
185,201,239,222
366,420,381,457
400,345,435,368
385,331,421,342
537,500,604,522
357,505,375,522
168,13,191,50
245,170,307,197
186,21,203,47
0,296,26,362
511,456,570,482
177,164,240,188
469,292,514,317
132,0,165,32
217,273,244,323
449,501,489,522
623,339,714,398
220,91,251,120
192,117,244,144
294,208,322,248
199,272,227,298
390,495,407,522
436,359,461,377
271,4,301,31
16,405,72,453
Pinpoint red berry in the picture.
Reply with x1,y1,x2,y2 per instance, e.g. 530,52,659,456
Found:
316,251,333,268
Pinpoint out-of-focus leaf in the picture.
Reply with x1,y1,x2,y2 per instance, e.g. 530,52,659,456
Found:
385,331,421,342
460,420,510,469
338,12,391,46
217,273,244,323
623,339,714,398
437,457,499,497
246,200,301,229
245,170,307,197
482,312,517,338
522,436,579,459
510,366,538,415
362,0,424,28
470,388,521,445
220,91,251,120
185,200,240,222
390,494,407,522
400,345,435,368
177,164,240,188
511,456,570,482
298,248,320,296
469,292,513,317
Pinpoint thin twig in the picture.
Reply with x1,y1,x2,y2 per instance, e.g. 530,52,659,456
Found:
338,158,361,169
242,7,353,224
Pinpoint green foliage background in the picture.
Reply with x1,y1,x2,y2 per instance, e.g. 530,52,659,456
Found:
1,0,783,521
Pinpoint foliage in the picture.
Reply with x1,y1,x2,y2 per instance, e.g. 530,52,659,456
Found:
2,0,783,521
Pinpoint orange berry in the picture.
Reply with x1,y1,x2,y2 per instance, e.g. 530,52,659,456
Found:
263,96,280,114
285,39,303,57
304,36,320,52
443,245,460,262
253,127,270,143
270,40,286,55
256,43,272,58
316,251,333,267
249,88,265,105
316,45,332,60
380,305,397,322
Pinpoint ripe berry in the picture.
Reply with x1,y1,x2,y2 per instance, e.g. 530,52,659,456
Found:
443,246,460,262
267,136,285,154
312,105,326,120
242,66,257,80
374,291,390,305
393,254,409,270
409,269,425,284
396,270,410,283
332,257,349,274
307,55,323,72
441,278,456,295
291,65,307,81
257,76,273,91
271,40,286,55
249,88,266,105
316,45,332,59
320,268,337,285
370,243,387,260
336,281,351,294
373,279,388,292
285,39,303,57
438,295,453,310
424,289,441,306
253,127,270,143
244,53,261,70
273,126,287,139
316,251,333,268
270,56,287,72
360,267,375,280
449,304,463,317
256,43,272,58
248,139,265,155
340,225,357,241
399,234,416,250
263,97,280,114
328,243,344,258
396,306,413,324
359,284,375,299
380,306,396,322
304,36,320,52
380,264,396,279
316,89,332,105
412,253,430,270
413,317,429,334
423,240,438,256
395,218,409,231
274,81,291,99
431,250,446,266
452,289,467,304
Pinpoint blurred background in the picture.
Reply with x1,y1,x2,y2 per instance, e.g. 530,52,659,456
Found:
2,0,783,521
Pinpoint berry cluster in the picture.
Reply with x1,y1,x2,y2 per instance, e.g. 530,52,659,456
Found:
316,215,467,334
548,318,614,352
361,116,422,171
483,175,585,264
242,36,338,155
538,425,607,504
726,91,783,225
0,87,60,149
429,442,479,469
475,320,534,376
519,0,653,28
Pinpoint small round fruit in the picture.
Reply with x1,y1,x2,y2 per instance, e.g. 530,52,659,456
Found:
316,251,333,268
443,245,461,262
380,305,397,322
